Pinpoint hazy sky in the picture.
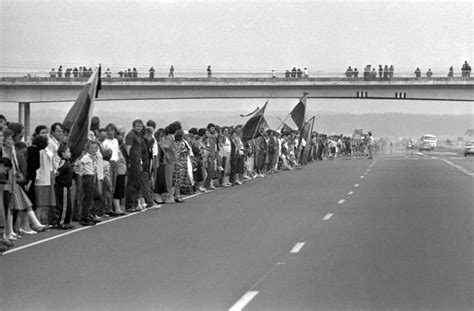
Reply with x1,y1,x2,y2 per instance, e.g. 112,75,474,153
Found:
0,0,473,116
1,0,472,74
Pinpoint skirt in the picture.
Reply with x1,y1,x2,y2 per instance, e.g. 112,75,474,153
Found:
10,182,31,211
113,174,126,199
36,174,56,208
155,164,168,194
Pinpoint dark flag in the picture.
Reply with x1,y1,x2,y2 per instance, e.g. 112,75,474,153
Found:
242,101,268,143
63,66,101,161
352,129,363,139
290,92,308,131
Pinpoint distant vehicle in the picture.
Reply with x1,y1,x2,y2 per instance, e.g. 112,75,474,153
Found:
418,141,432,151
420,134,437,150
464,141,474,156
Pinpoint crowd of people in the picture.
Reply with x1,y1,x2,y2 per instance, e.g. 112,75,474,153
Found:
50,66,94,79
38,62,472,80
284,67,309,78
0,113,378,252
360,64,395,81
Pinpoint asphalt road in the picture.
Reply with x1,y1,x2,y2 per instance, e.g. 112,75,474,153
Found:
1,152,472,311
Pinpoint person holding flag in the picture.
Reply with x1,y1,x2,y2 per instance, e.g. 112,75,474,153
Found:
62,66,102,225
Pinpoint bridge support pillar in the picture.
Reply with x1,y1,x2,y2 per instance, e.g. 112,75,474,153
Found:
18,102,30,141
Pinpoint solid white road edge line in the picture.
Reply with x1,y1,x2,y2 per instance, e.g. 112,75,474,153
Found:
182,192,203,200
439,158,474,177
290,242,306,253
229,291,259,311
1,211,142,256
323,213,333,220
337,199,345,204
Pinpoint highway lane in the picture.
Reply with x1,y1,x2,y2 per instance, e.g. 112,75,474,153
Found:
246,155,473,310
1,157,372,310
1,154,472,310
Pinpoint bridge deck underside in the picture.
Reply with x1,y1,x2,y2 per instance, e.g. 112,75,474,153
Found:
0,82,472,102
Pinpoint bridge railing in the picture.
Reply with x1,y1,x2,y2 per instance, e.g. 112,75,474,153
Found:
0,73,471,83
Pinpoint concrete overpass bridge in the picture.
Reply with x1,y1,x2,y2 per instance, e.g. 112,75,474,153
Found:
0,76,472,137
1,77,473,103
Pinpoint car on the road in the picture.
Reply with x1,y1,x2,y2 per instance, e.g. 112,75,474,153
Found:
464,141,474,156
418,141,432,151
420,134,437,150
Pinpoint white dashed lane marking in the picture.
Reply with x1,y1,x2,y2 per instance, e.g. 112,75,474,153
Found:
323,213,334,220
360,176,365,179
354,184,359,187
290,242,306,253
337,199,345,204
348,191,354,195
229,291,259,311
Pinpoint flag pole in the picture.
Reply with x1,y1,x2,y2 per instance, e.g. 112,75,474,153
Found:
276,112,291,130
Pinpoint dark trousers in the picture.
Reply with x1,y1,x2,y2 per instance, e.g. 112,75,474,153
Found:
72,174,83,221
80,175,101,222
52,184,72,225
125,164,141,209
140,171,154,206
229,155,237,183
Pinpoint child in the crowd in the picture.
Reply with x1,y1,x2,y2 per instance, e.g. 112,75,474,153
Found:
51,144,74,229
76,141,102,226
101,148,115,216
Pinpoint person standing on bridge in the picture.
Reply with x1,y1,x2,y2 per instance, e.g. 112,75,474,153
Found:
414,67,421,79
371,68,377,81
378,65,383,80
389,65,394,80
207,65,212,78
169,65,174,78
345,66,353,78
383,65,389,80
297,68,302,78
426,69,433,80
448,66,454,79
149,67,155,79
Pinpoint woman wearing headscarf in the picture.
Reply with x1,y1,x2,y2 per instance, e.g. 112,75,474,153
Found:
172,130,192,203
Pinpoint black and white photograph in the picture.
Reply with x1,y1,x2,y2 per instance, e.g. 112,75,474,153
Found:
0,0,473,310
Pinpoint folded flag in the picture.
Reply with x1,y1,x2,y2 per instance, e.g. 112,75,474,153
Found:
63,66,101,161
